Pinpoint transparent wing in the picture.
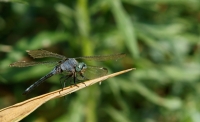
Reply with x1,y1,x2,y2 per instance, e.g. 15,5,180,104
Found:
60,71,75,88
61,71,73,76
26,49,66,59
74,53,126,61
10,61,58,67
77,66,108,80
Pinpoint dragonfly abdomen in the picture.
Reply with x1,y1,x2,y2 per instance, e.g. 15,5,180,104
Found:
23,70,56,95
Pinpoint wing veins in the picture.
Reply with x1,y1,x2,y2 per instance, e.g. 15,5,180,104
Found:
26,49,66,59
9,61,58,67
78,65,108,80
75,53,126,61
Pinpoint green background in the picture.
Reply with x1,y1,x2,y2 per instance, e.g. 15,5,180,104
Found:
0,0,200,122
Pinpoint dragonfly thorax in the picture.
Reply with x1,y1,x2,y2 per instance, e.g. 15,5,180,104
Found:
60,58,78,72
75,62,87,72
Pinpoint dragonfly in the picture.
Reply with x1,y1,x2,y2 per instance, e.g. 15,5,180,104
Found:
10,49,125,95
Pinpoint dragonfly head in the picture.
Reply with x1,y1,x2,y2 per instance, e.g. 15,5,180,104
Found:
76,62,87,72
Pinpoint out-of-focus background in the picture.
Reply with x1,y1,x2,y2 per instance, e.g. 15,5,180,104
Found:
0,0,200,121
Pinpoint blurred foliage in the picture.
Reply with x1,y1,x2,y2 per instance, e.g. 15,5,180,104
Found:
0,0,200,122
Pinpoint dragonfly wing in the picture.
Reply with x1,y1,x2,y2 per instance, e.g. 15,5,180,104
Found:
10,61,58,67
61,71,73,76
26,49,66,59
59,71,74,87
74,53,126,61
78,66,108,80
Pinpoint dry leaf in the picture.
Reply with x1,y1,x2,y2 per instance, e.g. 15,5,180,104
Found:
0,68,135,122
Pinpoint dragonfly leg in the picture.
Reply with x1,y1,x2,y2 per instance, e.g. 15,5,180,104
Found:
72,72,79,88
73,72,76,84
59,74,72,90
68,72,74,85
80,73,89,80
59,76,65,89
79,72,88,87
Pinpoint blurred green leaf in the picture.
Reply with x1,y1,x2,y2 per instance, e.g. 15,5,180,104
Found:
110,0,139,58
0,0,199,121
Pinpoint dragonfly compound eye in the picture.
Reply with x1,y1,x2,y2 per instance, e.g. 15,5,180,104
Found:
82,63,87,69
76,62,86,72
